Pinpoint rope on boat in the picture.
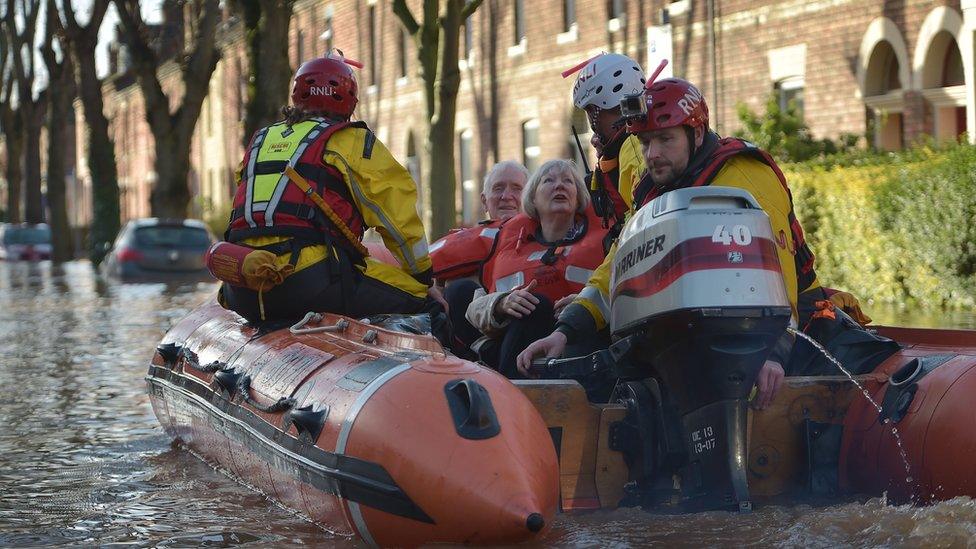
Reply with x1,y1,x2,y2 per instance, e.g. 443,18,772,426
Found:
289,312,351,335
237,376,296,413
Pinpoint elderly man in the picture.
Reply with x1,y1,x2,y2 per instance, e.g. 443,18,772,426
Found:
431,160,528,358
429,160,528,282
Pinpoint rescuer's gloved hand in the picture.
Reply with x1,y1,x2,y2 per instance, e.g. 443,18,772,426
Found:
828,290,872,326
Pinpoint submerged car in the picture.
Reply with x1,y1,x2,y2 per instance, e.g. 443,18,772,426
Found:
101,218,216,282
0,223,52,261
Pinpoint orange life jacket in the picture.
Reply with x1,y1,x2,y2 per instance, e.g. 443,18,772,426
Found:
430,219,503,281
481,209,610,303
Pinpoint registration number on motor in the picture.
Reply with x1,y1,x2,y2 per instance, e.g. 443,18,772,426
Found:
691,425,716,454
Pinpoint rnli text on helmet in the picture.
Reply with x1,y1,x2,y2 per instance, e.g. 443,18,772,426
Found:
678,87,703,116
310,85,336,96
615,235,666,280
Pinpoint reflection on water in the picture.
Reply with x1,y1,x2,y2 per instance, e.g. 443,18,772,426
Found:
869,303,976,330
1,261,975,547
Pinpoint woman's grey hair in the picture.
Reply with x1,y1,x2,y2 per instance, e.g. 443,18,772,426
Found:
482,160,529,195
521,159,590,219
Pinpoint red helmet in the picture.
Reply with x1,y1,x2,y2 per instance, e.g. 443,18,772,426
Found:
624,78,709,134
291,52,359,118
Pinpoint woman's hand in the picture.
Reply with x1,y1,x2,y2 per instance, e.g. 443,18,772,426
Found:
553,293,578,319
495,280,539,319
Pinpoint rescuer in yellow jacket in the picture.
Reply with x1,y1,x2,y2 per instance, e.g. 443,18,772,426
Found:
215,51,443,323
518,77,827,408
565,52,647,229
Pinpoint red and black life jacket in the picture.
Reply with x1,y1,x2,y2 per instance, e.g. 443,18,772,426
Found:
430,219,504,281
481,208,610,303
634,137,818,292
227,118,367,250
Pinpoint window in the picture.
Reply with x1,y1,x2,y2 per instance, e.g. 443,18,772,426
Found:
368,5,378,86
322,15,333,53
235,56,245,121
514,0,525,45
458,130,478,224
609,0,625,19
205,96,213,136
522,119,540,174
297,28,305,63
463,15,473,60
563,0,575,32
406,132,420,184
398,28,409,78
774,77,804,120
608,0,626,32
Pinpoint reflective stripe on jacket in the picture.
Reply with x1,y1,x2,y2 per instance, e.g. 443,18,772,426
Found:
229,118,364,245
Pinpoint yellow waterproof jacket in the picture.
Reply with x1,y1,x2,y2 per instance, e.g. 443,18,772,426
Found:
567,153,820,332
324,127,432,280
588,134,645,216
240,123,432,298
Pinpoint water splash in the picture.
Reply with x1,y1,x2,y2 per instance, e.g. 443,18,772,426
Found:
788,328,916,497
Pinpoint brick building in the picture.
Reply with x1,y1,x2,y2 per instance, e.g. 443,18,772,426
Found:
79,0,976,233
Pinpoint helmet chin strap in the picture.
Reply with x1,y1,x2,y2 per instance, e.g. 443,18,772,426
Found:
685,126,697,159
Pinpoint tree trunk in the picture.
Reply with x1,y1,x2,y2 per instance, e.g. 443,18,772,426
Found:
425,1,464,239
74,50,120,264
151,132,193,218
237,0,294,146
23,99,46,223
46,89,73,261
1,110,23,223
487,0,499,161
115,0,220,219
43,10,77,262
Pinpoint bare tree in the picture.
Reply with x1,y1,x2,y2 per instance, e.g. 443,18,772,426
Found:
230,0,296,146
392,0,483,239
113,0,221,218
0,31,22,223
4,0,46,224
41,0,74,261
60,0,119,264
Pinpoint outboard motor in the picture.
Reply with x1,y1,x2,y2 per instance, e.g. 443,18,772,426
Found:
610,187,792,512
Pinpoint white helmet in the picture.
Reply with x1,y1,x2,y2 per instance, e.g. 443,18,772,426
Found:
572,53,646,110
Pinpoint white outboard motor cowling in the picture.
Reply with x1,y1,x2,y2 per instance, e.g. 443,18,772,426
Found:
609,186,792,512
611,186,790,335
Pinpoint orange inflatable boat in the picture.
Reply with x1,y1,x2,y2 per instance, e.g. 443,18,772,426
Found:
149,187,976,544
147,303,558,547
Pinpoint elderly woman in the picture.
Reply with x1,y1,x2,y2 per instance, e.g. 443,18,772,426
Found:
465,159,610,377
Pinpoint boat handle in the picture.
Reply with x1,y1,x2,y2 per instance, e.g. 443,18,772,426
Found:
182,348,227,373
290,313,350,335
237,375,296,413
444,379,501,440
157,343,226,373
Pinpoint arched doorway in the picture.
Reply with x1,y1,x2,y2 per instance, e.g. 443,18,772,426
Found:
915,7,969,143
858,17,910,151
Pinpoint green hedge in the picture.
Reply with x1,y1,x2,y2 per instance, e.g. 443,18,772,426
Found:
784,143,976,309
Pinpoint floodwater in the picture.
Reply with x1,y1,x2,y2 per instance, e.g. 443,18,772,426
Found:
2,260,976,548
